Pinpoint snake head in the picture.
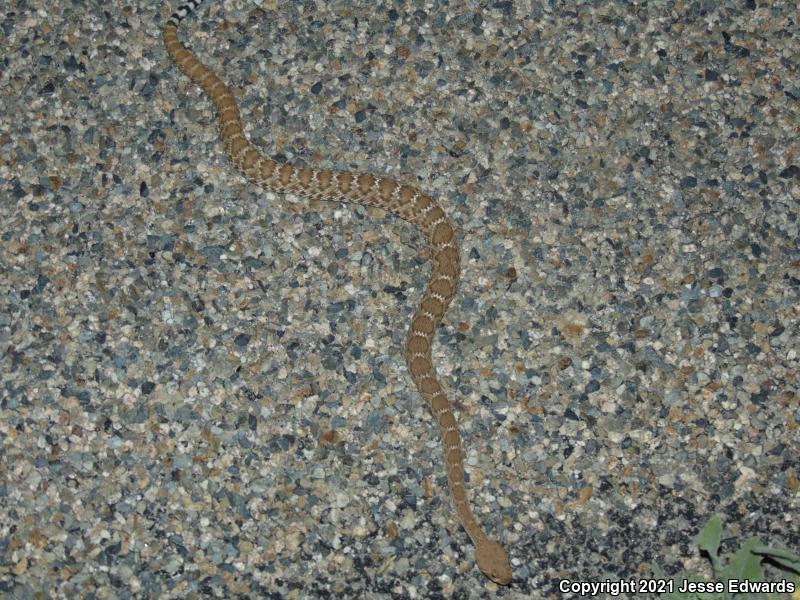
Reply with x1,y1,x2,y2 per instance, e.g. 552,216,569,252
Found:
475,539,512,585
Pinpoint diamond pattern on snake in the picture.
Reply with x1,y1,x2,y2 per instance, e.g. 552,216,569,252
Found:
164,0,511,584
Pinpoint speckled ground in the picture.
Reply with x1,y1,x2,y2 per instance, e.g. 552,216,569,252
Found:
1,1,798,598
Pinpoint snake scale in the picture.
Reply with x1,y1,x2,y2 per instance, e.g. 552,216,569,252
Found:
164,0,511,584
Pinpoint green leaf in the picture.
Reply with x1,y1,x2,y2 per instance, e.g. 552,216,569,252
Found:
724,537,765,582
751,545,800,574
721,538,771,600
656,516,799,600
696,515,724,573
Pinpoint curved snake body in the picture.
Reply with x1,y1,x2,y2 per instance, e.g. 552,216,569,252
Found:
164,0,511,584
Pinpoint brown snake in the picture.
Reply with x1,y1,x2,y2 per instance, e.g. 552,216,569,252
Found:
164,0,511,584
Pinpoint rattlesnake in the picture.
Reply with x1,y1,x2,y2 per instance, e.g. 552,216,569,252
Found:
164,0,511,585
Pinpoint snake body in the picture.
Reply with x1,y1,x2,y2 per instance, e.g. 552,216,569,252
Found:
164,0,511,584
